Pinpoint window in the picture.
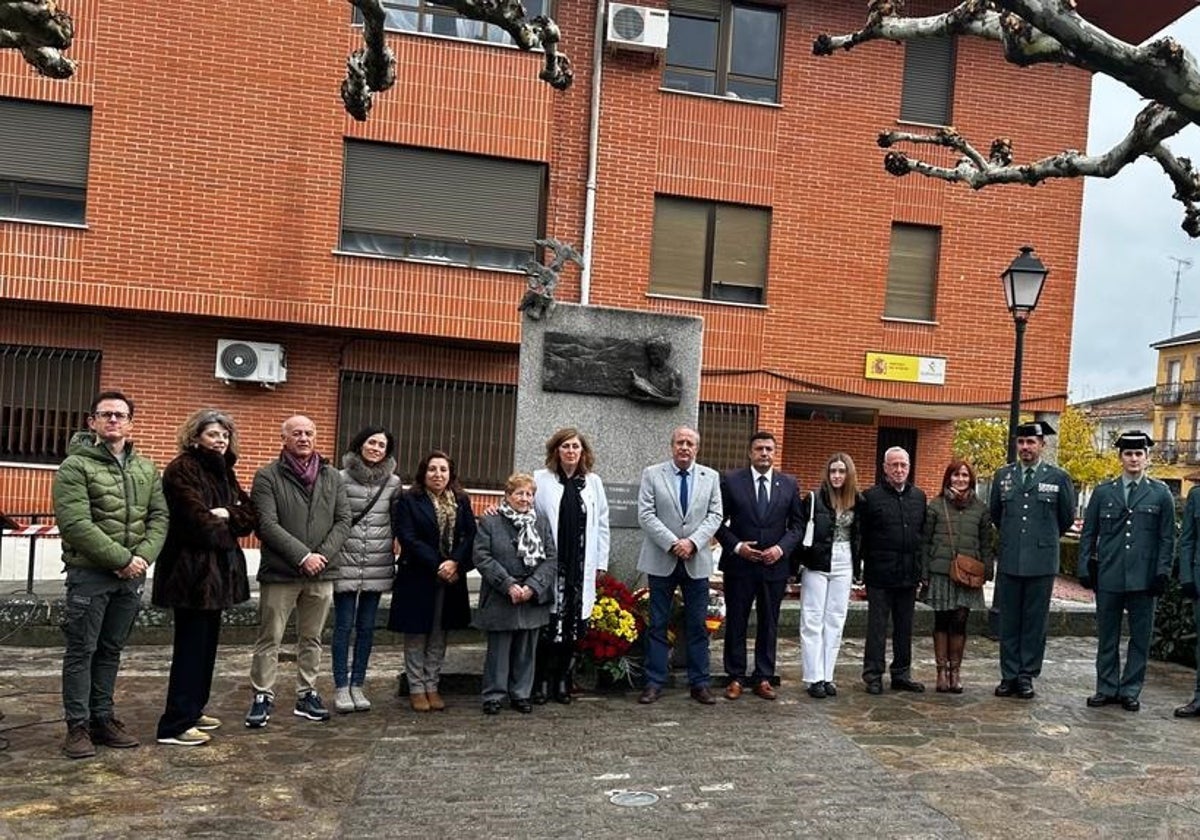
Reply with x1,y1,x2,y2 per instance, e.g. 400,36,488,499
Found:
883,224,940,321
649,196,770,304
899,36,955,125
353,0,547,47
0,344,100,465
339,371,516,491
0,98,91,225
697,402,759,473
664,0,781,103
340,141,546,271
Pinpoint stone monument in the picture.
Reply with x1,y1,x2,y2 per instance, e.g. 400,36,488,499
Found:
514,303,703,584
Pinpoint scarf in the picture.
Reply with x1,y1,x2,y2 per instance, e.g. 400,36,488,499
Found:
945,486,974,511
281,449,320,491
500,500,545,569
427,489,458,558
557,470,586,587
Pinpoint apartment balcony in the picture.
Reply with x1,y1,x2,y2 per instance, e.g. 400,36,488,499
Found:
1154,383,1183,406
1157,439,1200,465
1183,381,1200,404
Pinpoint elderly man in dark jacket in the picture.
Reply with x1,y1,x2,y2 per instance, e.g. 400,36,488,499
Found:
245,415,351,728
859,447,927,695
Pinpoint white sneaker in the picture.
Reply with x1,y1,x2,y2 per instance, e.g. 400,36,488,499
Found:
195,714,221,731
157,727,211,746
334,687,355,714
350,685,371,711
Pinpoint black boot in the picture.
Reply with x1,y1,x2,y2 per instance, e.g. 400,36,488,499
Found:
553,652,576,705
531,639,550,705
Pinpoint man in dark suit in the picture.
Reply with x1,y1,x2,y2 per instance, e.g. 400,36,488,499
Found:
988,420,1076,700
1078,430,1174,712
859,446,927,695
636,426,724,705
716,431,805,701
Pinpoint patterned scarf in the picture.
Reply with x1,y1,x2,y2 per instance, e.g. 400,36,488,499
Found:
281,449,320,491
499,500,545,569
427,489,458,557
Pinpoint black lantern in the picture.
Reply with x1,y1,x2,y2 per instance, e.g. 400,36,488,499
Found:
1002,246,1050,463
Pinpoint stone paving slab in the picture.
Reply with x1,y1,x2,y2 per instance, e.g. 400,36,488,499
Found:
2,636,1200,838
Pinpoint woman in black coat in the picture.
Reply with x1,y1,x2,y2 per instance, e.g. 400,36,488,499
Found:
152,409,256,746
389,449,476,712
797,452,863,699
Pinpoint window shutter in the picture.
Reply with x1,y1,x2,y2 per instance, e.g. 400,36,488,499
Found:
899,36,954,125
0,99,91,187
649,197,708,297
669,0,722,17
711,204,769,298
884,224,940,321
342,141,545,250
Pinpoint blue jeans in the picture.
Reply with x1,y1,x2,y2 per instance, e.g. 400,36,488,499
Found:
643,561,710,689
332,590,382,688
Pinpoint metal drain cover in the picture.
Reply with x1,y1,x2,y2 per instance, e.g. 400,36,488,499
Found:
609,791,659,807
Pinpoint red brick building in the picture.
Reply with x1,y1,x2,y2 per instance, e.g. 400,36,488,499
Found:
0,0,1189,515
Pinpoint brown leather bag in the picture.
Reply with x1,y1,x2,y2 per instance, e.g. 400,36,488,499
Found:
944,499,986,589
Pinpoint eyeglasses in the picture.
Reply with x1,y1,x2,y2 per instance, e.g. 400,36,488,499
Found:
93,411,130,421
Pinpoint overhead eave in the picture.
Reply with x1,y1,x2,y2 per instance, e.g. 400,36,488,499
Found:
1077,0,1196,43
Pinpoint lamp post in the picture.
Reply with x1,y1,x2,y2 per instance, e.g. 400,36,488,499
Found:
1001,246,1050,463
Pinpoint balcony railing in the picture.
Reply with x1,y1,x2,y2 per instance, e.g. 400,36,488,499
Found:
1183,381,1200,403
1154,383,1183,405
1156,439,1200,465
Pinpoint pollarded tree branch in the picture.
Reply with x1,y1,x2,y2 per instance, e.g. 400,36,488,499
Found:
814,0,1200,236
343,0,573,121
0,0,75,78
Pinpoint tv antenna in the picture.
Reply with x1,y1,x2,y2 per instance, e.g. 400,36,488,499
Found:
1170,256,1194,336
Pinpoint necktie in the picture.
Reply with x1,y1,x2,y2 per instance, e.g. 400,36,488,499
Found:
678,470,689,512
1024,467,1034,488
1126,481,1138,505
757,475,768,515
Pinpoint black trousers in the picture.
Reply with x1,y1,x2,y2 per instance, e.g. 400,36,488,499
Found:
862,585,916,683
157,607,222,739
722,573,787,682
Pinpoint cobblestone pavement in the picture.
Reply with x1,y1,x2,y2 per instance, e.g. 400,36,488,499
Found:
2,636,1200,839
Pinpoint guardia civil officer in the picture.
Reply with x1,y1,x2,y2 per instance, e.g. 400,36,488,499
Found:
988,421,1077,700
1078,431,1174,712
1173,469,1200,719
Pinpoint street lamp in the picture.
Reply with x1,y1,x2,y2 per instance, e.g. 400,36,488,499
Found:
1001,245,1050,463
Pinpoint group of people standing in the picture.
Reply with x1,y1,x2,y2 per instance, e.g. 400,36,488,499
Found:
45,391,1200,758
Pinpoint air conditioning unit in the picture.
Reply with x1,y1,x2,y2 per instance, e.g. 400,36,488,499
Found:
607,3,669,52
215,339,288,385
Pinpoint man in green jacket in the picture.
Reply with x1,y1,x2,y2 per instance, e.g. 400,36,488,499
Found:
988,420,1076,700
52,391,168,759
1078,431,1174,712
245,415,351,728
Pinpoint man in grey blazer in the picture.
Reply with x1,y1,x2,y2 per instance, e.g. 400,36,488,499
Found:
637,426,724,705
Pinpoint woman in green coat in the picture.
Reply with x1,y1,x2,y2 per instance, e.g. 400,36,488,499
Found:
921,460,995,694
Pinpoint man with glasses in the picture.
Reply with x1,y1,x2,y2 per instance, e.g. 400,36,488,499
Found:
52,391,168,759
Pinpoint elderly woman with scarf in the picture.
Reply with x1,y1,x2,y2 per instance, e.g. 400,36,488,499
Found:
533,428,610,704
389,449,477,712
920,459,995,693
473,473,558,714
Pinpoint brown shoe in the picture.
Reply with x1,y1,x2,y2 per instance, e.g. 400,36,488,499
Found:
425,691,445,711
638,686,662,705
724,681,743,700
753,680,777,701
409,692,431,712
690,686,717,705
91,717,139,749
62,722,96,759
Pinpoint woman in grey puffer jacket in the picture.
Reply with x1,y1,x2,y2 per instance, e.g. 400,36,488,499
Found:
332,426,401,713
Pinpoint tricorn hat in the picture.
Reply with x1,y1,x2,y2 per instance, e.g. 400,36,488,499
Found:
1114,430,1154,452
1015,420,1057,438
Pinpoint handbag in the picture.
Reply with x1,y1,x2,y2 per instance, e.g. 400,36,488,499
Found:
801,491,815,548
943,498,986,589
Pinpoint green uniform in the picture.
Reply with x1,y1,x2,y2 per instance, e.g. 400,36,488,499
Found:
1078,475,1174,700
988,460,1076,682
1175,487,1200,703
